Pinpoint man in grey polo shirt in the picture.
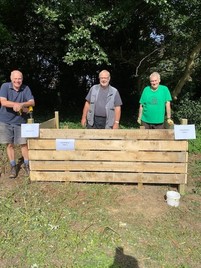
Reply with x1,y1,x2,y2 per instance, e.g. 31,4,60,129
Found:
81,70,122,129
0,70,35,178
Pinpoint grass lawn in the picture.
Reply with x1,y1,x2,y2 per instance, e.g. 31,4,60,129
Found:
0,121,200,268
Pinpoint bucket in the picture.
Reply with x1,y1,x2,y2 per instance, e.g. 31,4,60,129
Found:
166,191,181,207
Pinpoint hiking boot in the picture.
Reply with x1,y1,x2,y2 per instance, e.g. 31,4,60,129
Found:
9,165,17,179
23,164,30,176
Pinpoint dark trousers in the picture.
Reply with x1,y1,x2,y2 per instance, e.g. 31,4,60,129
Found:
142,121,164,129
87,116,107,129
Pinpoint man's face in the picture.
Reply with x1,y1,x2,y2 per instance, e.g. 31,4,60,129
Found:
11,71,23,90
99,72,110,88
150,76,160,90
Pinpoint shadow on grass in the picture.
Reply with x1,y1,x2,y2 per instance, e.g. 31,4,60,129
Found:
109,247,139,268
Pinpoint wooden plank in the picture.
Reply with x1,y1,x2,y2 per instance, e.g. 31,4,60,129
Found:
39,129,175,140
39,111,59,129
28,139,188,151
40,118,56,129
28,150,187,162
30,171,186,184
30,161,186,173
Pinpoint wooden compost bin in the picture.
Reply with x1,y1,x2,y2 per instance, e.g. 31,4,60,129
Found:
28,128,188,194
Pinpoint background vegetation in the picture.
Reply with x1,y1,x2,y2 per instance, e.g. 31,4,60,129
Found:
0,0,200,127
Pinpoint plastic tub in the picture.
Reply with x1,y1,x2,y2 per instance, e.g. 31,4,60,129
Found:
166,191,181,207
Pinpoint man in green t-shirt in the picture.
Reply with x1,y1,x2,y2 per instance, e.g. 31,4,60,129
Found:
137,72,174,129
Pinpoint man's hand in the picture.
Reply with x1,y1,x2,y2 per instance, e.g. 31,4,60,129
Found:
167,118,174,125
13,102,24,113
137,117,141,125
81,117,87,128
113,121,119,129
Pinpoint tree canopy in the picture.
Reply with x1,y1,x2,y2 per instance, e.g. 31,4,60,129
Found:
0,0,201,115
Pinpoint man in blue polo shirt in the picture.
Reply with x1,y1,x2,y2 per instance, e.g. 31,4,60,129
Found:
0,70,35,178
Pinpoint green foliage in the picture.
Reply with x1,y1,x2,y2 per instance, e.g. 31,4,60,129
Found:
35,4,60,22
62,10,112,65
173,93,201,130
144,0,169,5
0,0,201,108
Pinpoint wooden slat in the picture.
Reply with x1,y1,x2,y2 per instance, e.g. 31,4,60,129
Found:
39,129,175,140
28,140,188,151
30,161,186,173
40,118,56,129
28,150,186,162
39,111,59,129
30,171,186,184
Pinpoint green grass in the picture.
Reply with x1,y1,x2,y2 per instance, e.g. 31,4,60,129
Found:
0,181,201,267
188,129,201,153
0,123,201,267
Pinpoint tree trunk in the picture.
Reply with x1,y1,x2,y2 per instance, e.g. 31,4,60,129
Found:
172,39,201,99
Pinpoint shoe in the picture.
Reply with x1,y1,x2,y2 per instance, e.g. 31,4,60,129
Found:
9,165,17,179
24,164,30,176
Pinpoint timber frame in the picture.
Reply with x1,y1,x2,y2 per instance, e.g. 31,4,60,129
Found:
28,128,188,194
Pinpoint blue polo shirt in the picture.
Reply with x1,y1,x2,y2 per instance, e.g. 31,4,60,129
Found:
0,82,34,124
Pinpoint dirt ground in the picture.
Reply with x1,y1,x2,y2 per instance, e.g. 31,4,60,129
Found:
0,153,200,221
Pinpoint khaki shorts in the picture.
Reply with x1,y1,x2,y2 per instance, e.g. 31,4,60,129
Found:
0,122,27,145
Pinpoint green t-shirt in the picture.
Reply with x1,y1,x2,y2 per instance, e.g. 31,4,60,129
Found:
139,85,172,124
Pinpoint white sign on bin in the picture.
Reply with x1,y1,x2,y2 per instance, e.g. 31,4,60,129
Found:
174,124,196,140
56,139,75,151
21,123,40,138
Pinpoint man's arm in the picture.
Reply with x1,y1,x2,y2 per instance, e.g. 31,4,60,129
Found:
137,104,143,124
113,106,121,129
166,101,174,125
81,101,90,127
165,101,171,119
0,98,35,113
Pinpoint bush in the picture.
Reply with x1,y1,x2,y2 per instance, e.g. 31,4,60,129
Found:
173,93,201,130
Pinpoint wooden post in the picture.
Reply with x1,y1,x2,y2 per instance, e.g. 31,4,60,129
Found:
180,118,188,125
138,182,144,190
178,184,185,195
55,111,59,129
178,118,188,195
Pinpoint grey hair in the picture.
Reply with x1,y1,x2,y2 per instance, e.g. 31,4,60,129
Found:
150,72,160,81
99,70,110,78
